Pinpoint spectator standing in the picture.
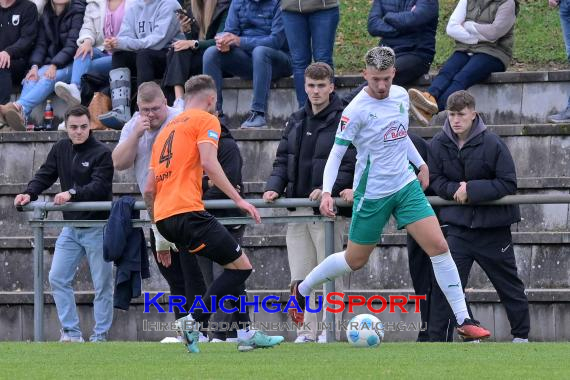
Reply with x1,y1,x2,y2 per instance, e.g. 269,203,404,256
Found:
197,120,245,342
0,0,38,112
281,0,339,108
98,0,183,129
202,0,292,128
408,0,518,126
14,105,114,342
0,0,85,131
263,63,355,343
162,0,231,109
54,0,133,106
428,90,530,343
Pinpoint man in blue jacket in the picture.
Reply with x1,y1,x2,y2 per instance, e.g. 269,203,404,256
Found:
202,0,292,128
428,90,530,343
342,0,438,105
14,105,114,342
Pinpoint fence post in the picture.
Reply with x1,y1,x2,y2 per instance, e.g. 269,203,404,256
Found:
324,219,336,343
32,206,46,342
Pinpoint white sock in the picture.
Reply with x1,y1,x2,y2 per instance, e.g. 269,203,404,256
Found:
430,251,469,325
237,329,255,340
298,251,352,297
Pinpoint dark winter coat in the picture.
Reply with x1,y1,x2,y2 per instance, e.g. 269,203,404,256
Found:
428,115,520,229
202,123,244,221
23,132,113,221
265,92,356,216
103,196,150,310
368,0,438,62
29,0,86,68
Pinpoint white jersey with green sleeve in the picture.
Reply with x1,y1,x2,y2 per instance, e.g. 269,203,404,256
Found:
335,85,416,199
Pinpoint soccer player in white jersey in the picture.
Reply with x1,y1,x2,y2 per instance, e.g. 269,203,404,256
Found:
289,47,491,341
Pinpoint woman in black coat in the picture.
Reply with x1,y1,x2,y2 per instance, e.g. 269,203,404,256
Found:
0,0,85,130
162,0,231,107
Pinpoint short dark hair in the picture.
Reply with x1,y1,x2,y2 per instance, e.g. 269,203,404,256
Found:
304,62,334,82
184,75,216,98
64,104,90,123
446,90,476,111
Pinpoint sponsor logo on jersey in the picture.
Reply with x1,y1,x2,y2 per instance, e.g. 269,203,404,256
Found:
12,15,20,26
207,130,219,140
340,115,350,131
383,121,407,142
368,113,378,120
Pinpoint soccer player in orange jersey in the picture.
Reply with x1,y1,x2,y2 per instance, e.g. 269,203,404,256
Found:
144,75,284,353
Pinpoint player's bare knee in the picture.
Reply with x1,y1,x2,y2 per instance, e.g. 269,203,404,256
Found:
426,238,449,256
346,255,368,270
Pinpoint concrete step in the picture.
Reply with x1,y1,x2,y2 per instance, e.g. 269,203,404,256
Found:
14,71,570,126
2,233,569,293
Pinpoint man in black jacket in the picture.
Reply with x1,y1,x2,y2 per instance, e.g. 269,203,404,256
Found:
14,105,114,342
263,62,356,343
0,0,38,114
198,123,245,342
428,90,530,342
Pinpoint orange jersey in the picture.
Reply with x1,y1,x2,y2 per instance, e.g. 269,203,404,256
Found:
150,109,220,222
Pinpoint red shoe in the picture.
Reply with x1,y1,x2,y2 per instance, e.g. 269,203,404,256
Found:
457,318,491,340
288,280,305,326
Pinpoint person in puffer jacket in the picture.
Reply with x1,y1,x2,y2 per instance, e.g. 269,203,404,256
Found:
428,90,530,343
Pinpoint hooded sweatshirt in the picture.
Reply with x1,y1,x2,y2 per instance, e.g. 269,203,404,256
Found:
428,115,520,229
116,0,183,51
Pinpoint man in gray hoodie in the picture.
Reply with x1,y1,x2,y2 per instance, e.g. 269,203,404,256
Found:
99,0,183,129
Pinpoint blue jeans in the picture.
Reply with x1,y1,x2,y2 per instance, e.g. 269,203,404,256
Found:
71,48,113,87
282,7,339,108
560,0,570,107
428,51,505,111
18,64,73,117
203,45,292,114
49,227,113,340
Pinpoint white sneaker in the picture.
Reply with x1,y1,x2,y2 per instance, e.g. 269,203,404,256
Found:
294,335,315,344
59,329,84,343
210,338,225,343
225,337,238,343
513,337,529,343
317,333,327,344
57,121,66,131
199,334,210,343
54,82,81,106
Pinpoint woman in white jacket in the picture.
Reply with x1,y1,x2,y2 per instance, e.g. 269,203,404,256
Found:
54,0,132,104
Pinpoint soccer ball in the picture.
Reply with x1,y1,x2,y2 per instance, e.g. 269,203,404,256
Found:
346,314,384,347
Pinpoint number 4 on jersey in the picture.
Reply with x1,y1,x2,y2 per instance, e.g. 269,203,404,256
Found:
159,131,175,168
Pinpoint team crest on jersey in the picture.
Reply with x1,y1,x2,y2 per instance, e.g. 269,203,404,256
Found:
340,115,350,131
383,121,407,142
207,130,219,140
12,15,20,26
399,103,405,114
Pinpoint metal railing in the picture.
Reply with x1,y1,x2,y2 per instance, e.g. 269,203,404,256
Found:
18,194,570,342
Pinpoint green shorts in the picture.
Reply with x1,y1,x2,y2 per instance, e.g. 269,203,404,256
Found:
348,180,435,245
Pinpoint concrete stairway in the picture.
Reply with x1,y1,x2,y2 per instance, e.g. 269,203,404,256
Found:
2,71,570,342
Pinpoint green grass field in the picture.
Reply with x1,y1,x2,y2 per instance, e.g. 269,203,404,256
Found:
336,0,567,73
2,342,569,379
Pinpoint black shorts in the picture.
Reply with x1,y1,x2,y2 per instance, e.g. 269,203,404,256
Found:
156,211,242,266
